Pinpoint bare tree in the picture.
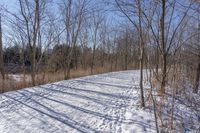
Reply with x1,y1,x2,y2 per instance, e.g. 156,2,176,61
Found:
18,0,41,85
90,11,103,74
193,5,200,93
115,0,145,107
137,0,145,107
159,0,167,95
142,0,192,95
32,0,40,85
0,13,5,92
61,0,88,79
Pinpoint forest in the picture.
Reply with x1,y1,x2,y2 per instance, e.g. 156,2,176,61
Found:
0,0,200,132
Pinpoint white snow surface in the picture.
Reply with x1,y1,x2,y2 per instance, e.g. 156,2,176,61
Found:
1,70,157,133
0,70,199,133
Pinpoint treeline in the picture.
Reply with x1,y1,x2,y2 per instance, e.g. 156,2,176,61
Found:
2,29,140,74
0,0,199,100
0,0,143,86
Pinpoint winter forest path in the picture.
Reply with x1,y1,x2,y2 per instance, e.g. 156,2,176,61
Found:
0,70,156,133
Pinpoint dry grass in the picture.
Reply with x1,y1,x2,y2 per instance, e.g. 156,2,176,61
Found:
0,75,31,92
0,66,114,93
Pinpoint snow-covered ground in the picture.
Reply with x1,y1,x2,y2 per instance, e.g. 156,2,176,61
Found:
8,74,31,82
0,70,199,133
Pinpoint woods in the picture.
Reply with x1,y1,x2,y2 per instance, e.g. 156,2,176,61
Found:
0,1,199,92
0,0,200,132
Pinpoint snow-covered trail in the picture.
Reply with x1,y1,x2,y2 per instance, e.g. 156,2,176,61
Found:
0,70,156,133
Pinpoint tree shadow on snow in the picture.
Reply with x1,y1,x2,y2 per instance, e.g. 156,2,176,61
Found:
4,92,100,133
1,74,157,132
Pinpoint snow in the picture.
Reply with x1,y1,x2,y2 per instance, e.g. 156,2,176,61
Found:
0,70,199,133
8,74,31,82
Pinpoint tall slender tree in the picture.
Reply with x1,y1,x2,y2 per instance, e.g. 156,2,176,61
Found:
0,13,5,93
115,0,145,107
61,0,88,79
193,5,200,93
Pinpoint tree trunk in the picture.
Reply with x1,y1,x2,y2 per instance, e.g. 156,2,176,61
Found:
20,36,26,86
160,0,166,95
0,15,5,93
65,47,73,80
91,45,95,74
115,53,118,70
64,61,68,80
194,15,200,93
74,46,78,70
193,56,200,93
139,47,145,107
138,0,145,107
149,61,159,133
155,45,159,75
101,52,104,68
66,61,71,80
31,50,36,86
31,0,40,86
161,54,167,94
125,31,128,70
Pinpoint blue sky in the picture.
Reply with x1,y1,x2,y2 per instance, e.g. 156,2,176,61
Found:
1,0,122,23
0,0,122,48
2,0,18,11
